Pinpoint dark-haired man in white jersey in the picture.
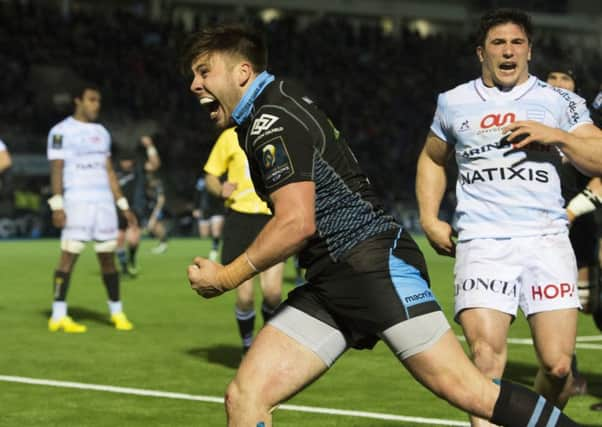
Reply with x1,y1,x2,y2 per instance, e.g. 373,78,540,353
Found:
417,8,602,427
47,83,137,332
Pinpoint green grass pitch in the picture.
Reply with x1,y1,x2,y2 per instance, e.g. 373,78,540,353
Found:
1,237,601,426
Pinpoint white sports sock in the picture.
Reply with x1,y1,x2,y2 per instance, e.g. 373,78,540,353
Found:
108,300,123,315
52,301,67,320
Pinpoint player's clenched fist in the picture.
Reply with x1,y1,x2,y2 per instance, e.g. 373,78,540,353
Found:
188,257,227,298
187,253,258,299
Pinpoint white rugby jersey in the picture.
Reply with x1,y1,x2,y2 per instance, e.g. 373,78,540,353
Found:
431,75,592,240
0,140,6,151
47,116,113,202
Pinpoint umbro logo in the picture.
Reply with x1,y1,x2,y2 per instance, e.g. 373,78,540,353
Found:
250,114,279,136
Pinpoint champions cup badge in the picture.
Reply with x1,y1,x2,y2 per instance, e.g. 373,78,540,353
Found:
262,144,276,169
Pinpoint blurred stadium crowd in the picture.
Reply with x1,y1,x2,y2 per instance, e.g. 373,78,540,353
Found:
0,0,600,238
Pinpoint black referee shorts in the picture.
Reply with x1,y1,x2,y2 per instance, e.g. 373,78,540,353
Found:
221,209,271,264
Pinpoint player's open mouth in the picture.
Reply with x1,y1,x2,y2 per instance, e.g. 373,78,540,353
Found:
499,62,517,71
200,96,221,120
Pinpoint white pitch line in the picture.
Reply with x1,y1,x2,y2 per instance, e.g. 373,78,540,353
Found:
0,375,469,426
457,335,602,350
575,335,602,342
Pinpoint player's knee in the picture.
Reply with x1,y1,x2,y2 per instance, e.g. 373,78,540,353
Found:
225,378,267,416
224,380,240,415
540,354,572,379
94,240,117,253
262,290,281,307
61,240,86,254
470,340,506,373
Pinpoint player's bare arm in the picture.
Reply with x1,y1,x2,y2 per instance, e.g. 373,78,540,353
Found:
141,136,161,171
504,121,602,176
589,177,602,195
205,173,237,199
188,181,315,298
49,159,66,228
567,176,602,223
106,158,137,227
416,131,456,257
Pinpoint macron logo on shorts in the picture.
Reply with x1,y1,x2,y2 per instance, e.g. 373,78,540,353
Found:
250,114,279,136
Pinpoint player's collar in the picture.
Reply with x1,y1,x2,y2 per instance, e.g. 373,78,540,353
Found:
474,75,537,101
232,71,275,125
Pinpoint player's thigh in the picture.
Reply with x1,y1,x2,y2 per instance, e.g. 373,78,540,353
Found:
230,324,330,407
402,329,498,419
457,308,512,355
236,279,255,306
210,215,224,236
528,308,577,367
259,262,284,297
198,220,210,237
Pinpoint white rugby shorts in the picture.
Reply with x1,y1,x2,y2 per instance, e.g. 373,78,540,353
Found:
61,199,118,243
454,233,579,318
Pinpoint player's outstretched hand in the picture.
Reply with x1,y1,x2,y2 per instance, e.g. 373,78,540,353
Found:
52,210,66,228
503,120,565,149
188,257,226,298
421,218,456,257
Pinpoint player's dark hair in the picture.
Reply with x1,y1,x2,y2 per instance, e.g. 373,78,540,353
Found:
546,64,577,84
180,24,267,75
72,82,101,100
476,9,533,47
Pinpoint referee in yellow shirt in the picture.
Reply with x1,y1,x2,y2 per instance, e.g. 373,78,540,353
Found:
204,127,285,354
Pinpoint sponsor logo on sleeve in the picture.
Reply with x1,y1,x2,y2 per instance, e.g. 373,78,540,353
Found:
255,136,294,188
52,134,63,149
250,113,279,136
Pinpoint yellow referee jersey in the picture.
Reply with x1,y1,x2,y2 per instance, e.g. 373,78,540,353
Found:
203,128,271,215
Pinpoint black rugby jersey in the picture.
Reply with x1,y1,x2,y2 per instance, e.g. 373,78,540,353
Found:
115,163,146,214
235,78,399,274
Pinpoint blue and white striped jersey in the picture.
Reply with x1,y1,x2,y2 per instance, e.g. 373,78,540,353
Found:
431,75,592,240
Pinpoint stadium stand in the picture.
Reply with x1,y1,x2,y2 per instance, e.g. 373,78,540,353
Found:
0,0,600,237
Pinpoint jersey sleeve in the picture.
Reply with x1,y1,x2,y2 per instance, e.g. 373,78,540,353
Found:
47,126,65,160
430,93,454,144
248,106,314,194
559,90,593,133
204,130,233,177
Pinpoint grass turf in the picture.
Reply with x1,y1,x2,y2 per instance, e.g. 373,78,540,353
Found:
1,237,601,426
